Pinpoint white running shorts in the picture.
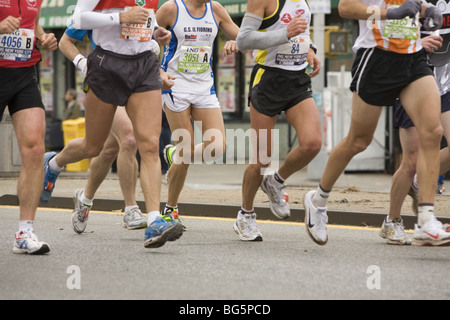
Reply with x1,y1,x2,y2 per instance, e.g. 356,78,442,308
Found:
162,91,221,113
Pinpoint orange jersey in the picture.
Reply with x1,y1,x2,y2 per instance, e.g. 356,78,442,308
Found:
353,0,422,54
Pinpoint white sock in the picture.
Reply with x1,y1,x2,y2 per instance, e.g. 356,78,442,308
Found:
418,204,434,227
19,220,34,233
312,185,330,208
147,211,161,225
79,190,93,206
49,157,63,172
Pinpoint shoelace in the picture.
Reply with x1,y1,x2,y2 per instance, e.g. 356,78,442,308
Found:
244,214,260,235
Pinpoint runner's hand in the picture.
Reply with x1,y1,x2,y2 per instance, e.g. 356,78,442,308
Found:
307,48,320,78
154,27,171,47
160,70,175,91
421,34,443,52
120,6,149,25
39,33,58,51
386,0,421,20
423,6,443,31
222,40,238,56
0,16,22,34
286,15,308,39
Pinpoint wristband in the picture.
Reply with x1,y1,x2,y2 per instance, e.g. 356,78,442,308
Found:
73,54,85,67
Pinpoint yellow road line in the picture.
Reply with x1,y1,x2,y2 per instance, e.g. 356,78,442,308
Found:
0,204,388,232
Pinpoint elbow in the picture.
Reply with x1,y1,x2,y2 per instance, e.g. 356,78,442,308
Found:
72,9,83,29
338,1,352,18
236,33,249,52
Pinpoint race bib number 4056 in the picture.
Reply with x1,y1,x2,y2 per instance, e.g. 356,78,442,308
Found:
0,28,34,62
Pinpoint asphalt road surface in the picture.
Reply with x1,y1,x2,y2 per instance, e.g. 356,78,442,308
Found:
1,205,450,301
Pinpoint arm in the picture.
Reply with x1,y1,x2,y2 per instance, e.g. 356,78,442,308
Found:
212,1,239,40
212,1,240,55
35,10,58,51
339,0,422,20
59,32,88,75
72,0,149,29
236,0,308,51
155,1,177,30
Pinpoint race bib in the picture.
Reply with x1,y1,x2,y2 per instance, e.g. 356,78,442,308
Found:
275,35,310,66
120,8,156,42
383,5,419,40
177,45,212,73
0,28,34,62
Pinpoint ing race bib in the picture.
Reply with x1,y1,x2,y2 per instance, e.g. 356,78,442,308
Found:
177,45,212,73
383,4,419,40
275,35,310,66
0,28,35,62
121,8,156,42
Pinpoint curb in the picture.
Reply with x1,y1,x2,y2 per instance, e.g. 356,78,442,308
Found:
2,194,450,229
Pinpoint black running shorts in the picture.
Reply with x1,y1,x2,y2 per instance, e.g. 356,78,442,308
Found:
393,90,450,129
248,64,313,117
350,47,433,107
0,65,44,121
84,46,162,106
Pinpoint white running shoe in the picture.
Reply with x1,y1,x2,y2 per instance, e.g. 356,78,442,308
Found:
379,217,411,245
303,190,328,245
233,211,263,241
71,189,92,234
260,173,290,219
412,216,450,246
13,230,50,255
123,206,147,230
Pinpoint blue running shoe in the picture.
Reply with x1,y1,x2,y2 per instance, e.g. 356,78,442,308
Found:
40,152,60,203
144,216,183,249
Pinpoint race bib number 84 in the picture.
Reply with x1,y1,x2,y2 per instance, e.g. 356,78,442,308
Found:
0,28,34,62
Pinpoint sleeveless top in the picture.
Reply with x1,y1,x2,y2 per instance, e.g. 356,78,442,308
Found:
0,0,43,68
353,0,423,54
254,0,313,71
90,0,159,55
161,0,218,95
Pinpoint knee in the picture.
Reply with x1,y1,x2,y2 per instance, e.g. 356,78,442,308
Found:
138,135,160,156
21,142,45,167
120,134,138,154
299,137,322,157
85,144,104,159
420,124,444,146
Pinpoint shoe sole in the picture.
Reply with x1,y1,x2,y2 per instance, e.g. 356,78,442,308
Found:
123,222,147,230
233,223,263,241
303,191,328,246
411,238,450,247
260,178,290,220
13,244,50,255
144,222,184,249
